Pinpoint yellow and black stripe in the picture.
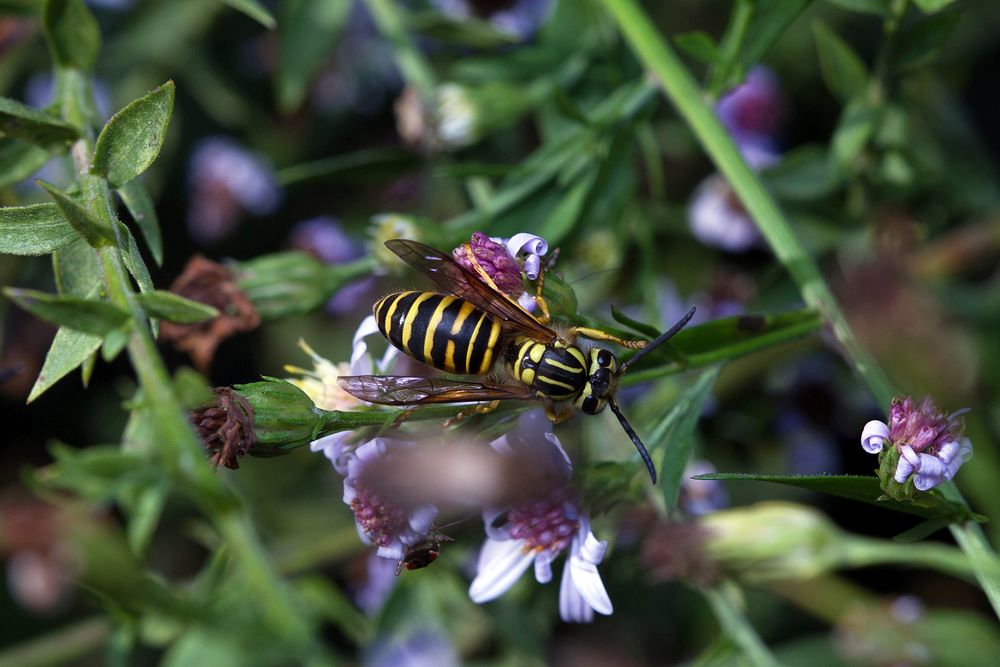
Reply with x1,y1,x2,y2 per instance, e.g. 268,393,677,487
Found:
373,291,501,375
508,337,587,401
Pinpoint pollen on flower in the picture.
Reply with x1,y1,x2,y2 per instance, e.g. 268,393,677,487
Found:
285,339,363,412
505,486,580,555
350,488,410,549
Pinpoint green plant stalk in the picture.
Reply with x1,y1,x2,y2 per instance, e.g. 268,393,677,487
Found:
703,582,784,667
364,0,436,97
601,0,1000,622
0,616,110,667
55,67,312,648
840,536,979,582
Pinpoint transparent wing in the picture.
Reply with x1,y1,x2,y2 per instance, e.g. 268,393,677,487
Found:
338,375,537,406
385,239,557,344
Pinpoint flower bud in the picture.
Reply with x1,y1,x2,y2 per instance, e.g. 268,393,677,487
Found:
367,214,445,272
235,250,372,320
700,502,841,582
234,379,328,457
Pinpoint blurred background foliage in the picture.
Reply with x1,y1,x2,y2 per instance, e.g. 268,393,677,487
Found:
2,0,1000,664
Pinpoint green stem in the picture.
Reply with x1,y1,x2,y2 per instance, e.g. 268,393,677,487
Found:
364,0,437,97
707,0,753,96
56,68,314,648
0,617,110,667
841,536,979,582
703,582,784,667
601,0,1000,622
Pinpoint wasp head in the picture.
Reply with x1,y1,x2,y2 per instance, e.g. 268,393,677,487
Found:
575,348,620,415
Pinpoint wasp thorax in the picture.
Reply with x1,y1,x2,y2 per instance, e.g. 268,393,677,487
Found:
576,348,618,415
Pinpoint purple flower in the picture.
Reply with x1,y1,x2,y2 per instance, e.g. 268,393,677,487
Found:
431,0,554,41
861,396,973,491
452,231,548,311
364,628,460,667
468,411,612,623
187,136,280,245
344,437,440,561
716,66,785,148
352,551,400,616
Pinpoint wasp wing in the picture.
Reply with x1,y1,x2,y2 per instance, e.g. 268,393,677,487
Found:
338,375,536,406
385,238,558,344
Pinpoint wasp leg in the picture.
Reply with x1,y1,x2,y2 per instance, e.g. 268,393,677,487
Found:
533,265,552,325
569,326,647,349
544,404,575,424
442,400,502,428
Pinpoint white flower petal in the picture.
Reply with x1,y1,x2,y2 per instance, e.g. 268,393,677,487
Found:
469,539,536,603
936,440,960,464
504,233,548,260
376,544,404,561
559,559,594,623
566,530,612,617
894,451,918,484
534,551,553,584
483,508,512,541
860,420,890,454
407,504,439,537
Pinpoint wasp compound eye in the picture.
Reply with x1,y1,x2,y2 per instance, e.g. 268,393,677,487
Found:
597,349,612,367
582,395,600,414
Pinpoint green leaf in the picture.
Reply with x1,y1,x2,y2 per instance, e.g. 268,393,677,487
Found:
92,81,175,188
610,304,661,339
830,99,876,169
405,10,520,49
219,0,276,28
276,147,420,186
913,0,956,12
826,0,892,15
813,21,869,103
695,473,980,522
762,144,838,200
0,203,77,255
116,179,163,266
674,31,722,65
737,0,814,68
276,0,351,112
53,237,100,297
647,366,721,502
893,11,961,73
116,222,154,295
0,0,44,16
620,309,823,379
42,0,101,72
0,97,79,147
4,287,130,336
136,291,219,324
28,326,102,402
0,138,51,188
38,180,114,248
101,327,129,362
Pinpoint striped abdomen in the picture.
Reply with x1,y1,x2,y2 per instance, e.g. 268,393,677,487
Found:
507,337,587,401
374,291,501,375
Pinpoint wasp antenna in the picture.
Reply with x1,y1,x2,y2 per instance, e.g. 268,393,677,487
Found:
608,399,657,484
621,306,696,374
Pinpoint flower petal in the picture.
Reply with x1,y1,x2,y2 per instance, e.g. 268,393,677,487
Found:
894,445,919,484
860,420,890,454
534,551,553,584
559,559,594,623
482,508,513,541
567,531,613,616
469,539,535,603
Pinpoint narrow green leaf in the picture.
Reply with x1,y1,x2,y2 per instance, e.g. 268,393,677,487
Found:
830,99,876,169
53,238,100,297
696,473,979,522
737,0,813,68
101,328,129,362
894,516,955,543
647,366,721,503
813,21,869,103
762,144,838,200
115,222,153,294
913,0,955,12
92,82,175,188
4,287,130,336
136,291,218,324
219,0,276,28
893,11,961,73
42,0,101,72
0,97,79,147
276,0,351,112
674,31,722,65
38,180,114,248
27,326,102,402
0,139,51,188
826,0,892,15
0,203,77,255
116,178,163,266
610,305,661,338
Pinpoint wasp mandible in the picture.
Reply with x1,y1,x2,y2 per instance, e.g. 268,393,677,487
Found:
338,239,695,483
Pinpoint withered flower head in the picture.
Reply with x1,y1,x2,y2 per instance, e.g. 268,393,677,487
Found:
641,519,720,588
159,255,261,372
191,387,257,469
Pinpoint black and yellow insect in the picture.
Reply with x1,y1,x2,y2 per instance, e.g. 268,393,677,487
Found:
338,239,695,483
